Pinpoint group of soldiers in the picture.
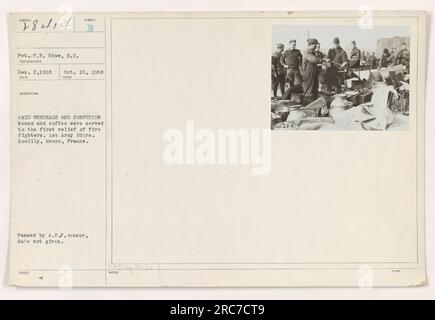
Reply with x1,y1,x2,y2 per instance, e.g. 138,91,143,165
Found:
358,43,410,70
378,43,410,69
271,37,410,101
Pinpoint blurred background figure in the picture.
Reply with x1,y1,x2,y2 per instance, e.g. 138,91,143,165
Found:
390,47,397,63
314,43,327,87
380,48,393,67
368,52,379,69
395,42,410,71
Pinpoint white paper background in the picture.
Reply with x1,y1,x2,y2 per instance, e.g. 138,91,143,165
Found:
0,0,433,299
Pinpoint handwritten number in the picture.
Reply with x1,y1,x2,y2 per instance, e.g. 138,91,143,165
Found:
32,19,38,32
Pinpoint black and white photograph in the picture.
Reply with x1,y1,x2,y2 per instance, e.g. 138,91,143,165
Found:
1,4,431,300
271,25,411,130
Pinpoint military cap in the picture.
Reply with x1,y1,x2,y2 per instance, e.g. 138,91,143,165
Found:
307,38,319,45
289,39,297,43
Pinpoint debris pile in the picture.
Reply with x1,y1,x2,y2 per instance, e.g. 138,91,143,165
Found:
271,65,410,130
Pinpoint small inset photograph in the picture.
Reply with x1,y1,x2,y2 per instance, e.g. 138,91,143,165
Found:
271,25,411,130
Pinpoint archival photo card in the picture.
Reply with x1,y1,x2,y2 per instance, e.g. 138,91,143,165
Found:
8,11,426,287
271,24,411,130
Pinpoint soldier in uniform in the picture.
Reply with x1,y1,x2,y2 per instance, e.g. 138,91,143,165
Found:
271,43,286,98
395,42,410,71
326,37,348,93
380,48,393,68
348,41,361,69
280,39,303,89
302,38,326,100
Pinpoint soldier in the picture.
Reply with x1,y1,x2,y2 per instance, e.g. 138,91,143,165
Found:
380,48,393,68
326,37,348,93
271,43,286,98
280,39,303,89
302,38,325,100
395,42,410,70
348,41,361,69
